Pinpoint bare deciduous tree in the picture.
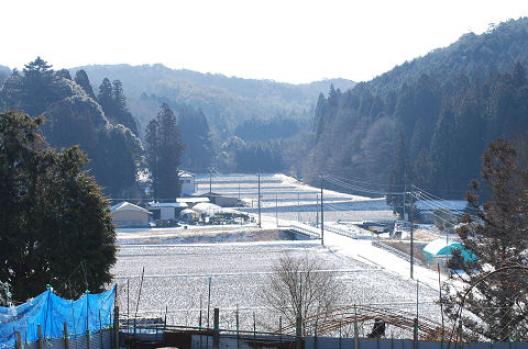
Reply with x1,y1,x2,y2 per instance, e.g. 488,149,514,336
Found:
261,253,344,335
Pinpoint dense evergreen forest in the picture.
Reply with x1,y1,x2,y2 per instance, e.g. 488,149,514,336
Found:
70,65,350,173
3,18,528,199
306,18,528,199
72,64,355,137
0,58,143,198
0,58,343,200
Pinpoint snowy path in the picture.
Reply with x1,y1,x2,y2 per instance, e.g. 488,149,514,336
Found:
323,230,446,291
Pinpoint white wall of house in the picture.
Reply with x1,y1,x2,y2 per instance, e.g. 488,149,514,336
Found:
179,172,196,196
111,208,150,227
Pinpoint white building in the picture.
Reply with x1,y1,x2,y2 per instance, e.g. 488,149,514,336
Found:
111,202,151,227
179,171,196,196
176,197,210,207
147,202,188,221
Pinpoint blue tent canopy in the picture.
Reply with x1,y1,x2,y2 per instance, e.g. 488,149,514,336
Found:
0,286,115,348
422,239,477,264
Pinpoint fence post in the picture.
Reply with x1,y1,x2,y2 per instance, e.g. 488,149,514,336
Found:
15,331,22,349
354,305,360,349
458,320,463,349
114,305,120,349
253,311,257,339
213,308,220,349
295,315,302,349
235,304,240,338
64,322,69,349
413,318,418,349
37,325,43,349
314,321,318,349
213,308,220,331
279,316,283,342
338,318,342,349
235,306,240,349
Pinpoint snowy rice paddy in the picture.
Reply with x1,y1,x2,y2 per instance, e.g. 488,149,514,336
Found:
111,174,440,337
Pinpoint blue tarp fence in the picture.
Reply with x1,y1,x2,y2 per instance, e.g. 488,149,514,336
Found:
0,286,115,348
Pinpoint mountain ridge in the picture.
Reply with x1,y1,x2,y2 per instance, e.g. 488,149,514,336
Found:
71,63,355,136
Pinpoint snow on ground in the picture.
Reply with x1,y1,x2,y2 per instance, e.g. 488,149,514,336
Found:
113,233,441,336
112,174,442,337
195,173,397,223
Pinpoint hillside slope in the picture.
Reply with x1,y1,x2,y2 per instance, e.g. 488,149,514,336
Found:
72,64,355,135
306,17,528,200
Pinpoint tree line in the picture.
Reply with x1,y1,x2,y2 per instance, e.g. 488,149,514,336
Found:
305,19,528,215
0,57,219,200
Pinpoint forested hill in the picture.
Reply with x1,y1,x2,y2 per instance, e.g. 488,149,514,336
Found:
71,64,355,135
0,58,143,198
306,17,528,199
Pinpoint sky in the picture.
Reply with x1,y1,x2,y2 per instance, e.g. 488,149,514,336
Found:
1,0,527,84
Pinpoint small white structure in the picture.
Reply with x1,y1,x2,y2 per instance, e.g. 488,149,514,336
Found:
147,202,188,221
193,202,223,216
179,208,200,224
179,171,196,196
176,197,210,207
111,202,151,227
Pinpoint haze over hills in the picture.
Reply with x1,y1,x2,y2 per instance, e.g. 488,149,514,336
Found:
70,64,355,136
306,17,528,201
3,17,528,198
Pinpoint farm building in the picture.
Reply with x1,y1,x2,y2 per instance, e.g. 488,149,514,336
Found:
179,171,196,196
193,202,223,216
195,191,244,207
176,197,210,207
422,238,477,267
111,201,151,227
147,202,188,221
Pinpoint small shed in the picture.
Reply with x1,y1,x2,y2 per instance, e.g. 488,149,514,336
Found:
193,202,223,216
422,239,477,265
147,202,188,221
111,202,151,227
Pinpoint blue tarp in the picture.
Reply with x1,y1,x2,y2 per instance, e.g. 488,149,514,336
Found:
0,286,115,348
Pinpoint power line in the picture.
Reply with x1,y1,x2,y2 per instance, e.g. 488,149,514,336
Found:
325,176,404,196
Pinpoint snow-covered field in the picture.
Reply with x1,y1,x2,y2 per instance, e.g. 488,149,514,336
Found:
195,173,397,224
113,233,441,336
112,174,443,338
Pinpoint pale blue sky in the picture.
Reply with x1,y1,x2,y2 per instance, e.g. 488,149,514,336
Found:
1,0,527,83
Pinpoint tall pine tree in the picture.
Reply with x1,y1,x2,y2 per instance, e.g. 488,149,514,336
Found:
74,69,96,99
444,139,528,341
21,57,55,115
145,104,183,201
0,111,116,300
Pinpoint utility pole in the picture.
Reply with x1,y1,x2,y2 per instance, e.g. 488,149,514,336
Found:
297,192,300,222
410,200,414,280
275,193,278,227
257,173,261,228
207,277,212,329
320,176,324,246
403,185,407,221
316,194,319,227
209,169,212,194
